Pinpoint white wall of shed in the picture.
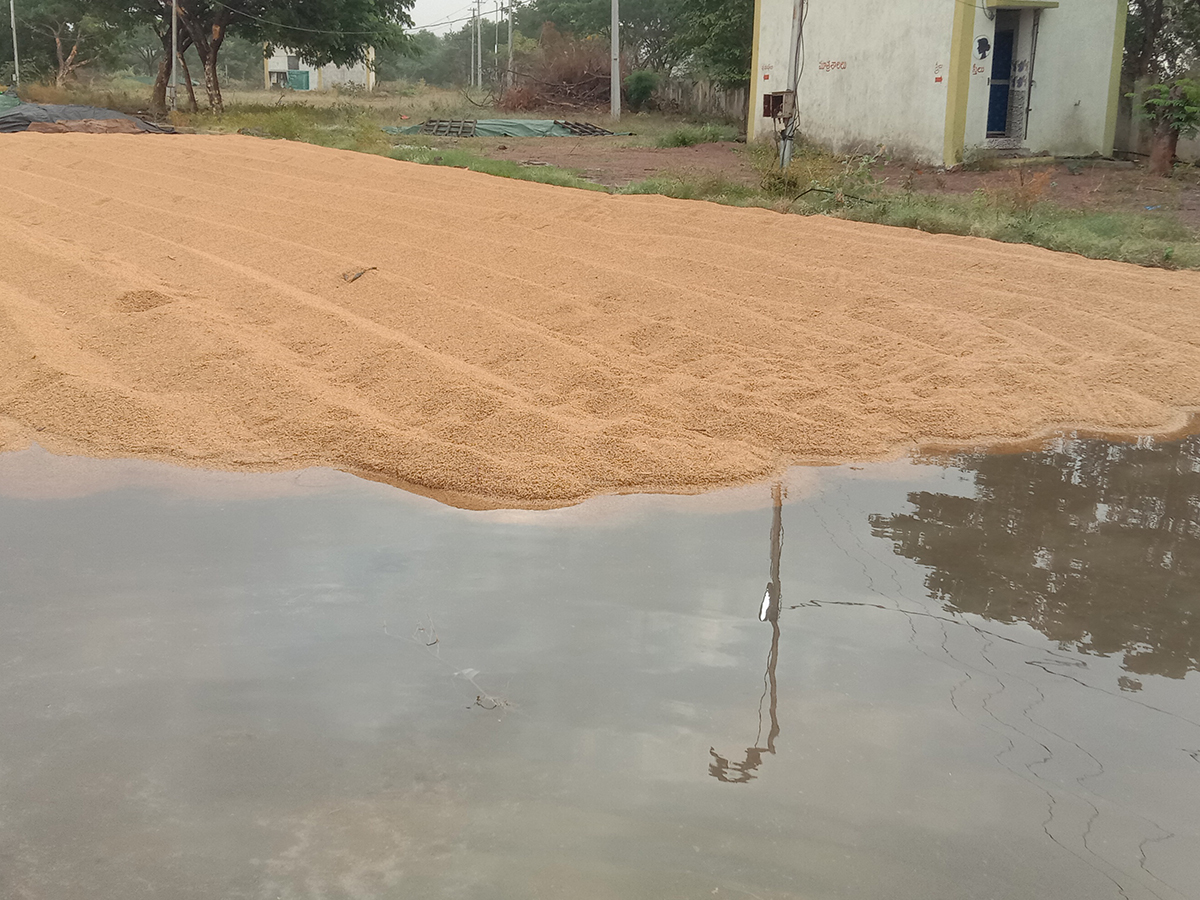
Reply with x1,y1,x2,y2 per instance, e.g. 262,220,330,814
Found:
750,0,957,165
976,0,1125,157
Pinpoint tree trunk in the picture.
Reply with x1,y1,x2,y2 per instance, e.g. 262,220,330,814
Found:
51,29,88,87
1149,122,1179,176
178,52,198,112
201,55,223,112
1131,0,1167,82
180,10,230,113
152,55,171,114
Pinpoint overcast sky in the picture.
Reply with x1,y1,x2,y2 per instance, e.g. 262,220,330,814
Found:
410,0,504,34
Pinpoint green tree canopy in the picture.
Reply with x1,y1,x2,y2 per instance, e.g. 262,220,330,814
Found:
515,0,753,82
2,0,125,85
116,0,415,112
1125,0,1200,82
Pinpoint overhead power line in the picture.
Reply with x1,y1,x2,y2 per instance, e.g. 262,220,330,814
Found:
207,1,480,38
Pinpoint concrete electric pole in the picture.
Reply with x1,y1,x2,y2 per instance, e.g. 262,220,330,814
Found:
610,0,620,120
9,0,19,88
476,1,483,88
506,2,514,96
170,0,179,110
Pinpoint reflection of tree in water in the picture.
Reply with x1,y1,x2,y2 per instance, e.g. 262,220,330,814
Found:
870,435,1200,681
709,484,783,783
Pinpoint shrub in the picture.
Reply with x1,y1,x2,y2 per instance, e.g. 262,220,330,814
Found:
656,123,738,148
624,70,658,112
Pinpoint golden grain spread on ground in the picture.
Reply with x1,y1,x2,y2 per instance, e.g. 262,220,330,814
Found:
2,133,1200,507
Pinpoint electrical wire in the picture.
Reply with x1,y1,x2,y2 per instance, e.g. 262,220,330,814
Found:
206,1,482,38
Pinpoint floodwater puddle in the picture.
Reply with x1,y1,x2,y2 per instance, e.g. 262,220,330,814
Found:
1,435,1198,900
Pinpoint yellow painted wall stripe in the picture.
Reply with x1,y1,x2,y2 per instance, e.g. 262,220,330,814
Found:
1104,0,1130,155
747,0,764,140
942,0,977,167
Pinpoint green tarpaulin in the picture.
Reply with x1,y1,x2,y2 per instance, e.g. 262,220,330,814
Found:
286,70,310,91
0,90,20,113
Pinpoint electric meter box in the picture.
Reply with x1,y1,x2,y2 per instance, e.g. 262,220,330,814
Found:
762,91,795,119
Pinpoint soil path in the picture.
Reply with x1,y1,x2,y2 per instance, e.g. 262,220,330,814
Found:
3,133,1200,507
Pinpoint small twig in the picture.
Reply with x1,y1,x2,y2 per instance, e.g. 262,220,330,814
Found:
789,186,879,207
342,266,377,283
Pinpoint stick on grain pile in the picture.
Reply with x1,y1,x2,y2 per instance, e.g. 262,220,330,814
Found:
2,134,1200,507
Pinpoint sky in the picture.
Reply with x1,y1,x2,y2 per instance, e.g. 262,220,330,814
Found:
410,0,507,35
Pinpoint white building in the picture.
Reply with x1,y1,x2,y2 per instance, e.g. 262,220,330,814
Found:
263,47,376,92
749,0,1128,166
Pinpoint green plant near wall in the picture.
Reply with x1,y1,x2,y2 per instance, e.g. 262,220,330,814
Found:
624,70,658,112
1133,77,1200,176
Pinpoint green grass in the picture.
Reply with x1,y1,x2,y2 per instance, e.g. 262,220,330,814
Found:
387,144,605,190
621,173,765,205
845,192,1200,268
655,123,741,148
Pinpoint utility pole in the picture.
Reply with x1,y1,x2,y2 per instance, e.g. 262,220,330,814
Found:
170,0,178,112
506,1,514,96
780,0,805,169
610,0,620,120
469,1,477,87
476,1,483,88
8,0,19,88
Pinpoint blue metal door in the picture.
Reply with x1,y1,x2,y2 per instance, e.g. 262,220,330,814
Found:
987,28,1015,136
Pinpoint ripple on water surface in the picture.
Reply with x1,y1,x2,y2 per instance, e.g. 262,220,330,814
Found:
0,436,1198,900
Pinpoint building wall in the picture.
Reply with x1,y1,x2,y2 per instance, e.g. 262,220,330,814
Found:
749,0,957,164
962,1,1127,158
750,0,1127,166
264,48,375,92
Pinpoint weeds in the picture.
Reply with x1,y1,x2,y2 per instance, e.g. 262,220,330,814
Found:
754,140,888,211
982,167,1054,216
844,192,1200,268
387,144,605,190
656,123,739,148
621,173,763,204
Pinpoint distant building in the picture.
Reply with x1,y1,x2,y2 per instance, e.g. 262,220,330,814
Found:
749,0,1128,166
263,47,376,92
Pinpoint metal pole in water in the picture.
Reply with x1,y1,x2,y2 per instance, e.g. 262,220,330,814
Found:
9,0,19,88
170,0,179,111
610,0,620,120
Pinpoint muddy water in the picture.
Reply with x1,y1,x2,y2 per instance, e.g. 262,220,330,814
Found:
1,438,1198,900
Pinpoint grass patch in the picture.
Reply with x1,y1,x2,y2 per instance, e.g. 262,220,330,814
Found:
388,144,605,191
621,173,764,205
655,123,740,148
846,192,1200,268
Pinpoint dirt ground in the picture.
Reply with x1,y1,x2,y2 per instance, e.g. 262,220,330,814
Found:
457,134,1200,226
4,133,1200,509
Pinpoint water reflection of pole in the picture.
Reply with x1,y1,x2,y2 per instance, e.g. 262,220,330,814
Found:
709,483,784,783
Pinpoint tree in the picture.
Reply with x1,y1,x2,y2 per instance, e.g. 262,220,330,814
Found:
1139,77,1200,174
1123,0,1200,174
516,0,689,73
1125,0,1200,83
125,0,416,113
670,0,754,87
870,435,1200,683
516,0,753,82
0,0,123,86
